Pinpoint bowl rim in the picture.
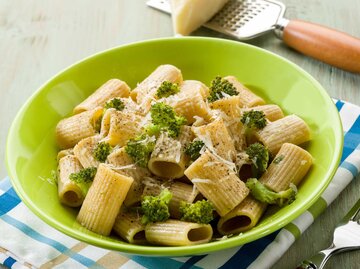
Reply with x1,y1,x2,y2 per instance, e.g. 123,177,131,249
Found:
6,36,344,256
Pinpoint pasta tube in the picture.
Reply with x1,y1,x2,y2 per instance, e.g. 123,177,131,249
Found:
113,210,146,244
210,95,246,151
166,80,211,124
172,92,212,124
56,107,103,149
260,143,313,192
255,115,311,155
184,150,249,216
73,79,131,114
58,155,84,207
224,76,265,107
242,104,284,122
145,220,213,246
100,108,142,147
73,135,101,168
148,127,193,179
168,182,201,219
192,117,236,161
107,147,150,207
57,148,74,162
130,65,183,114
142,177,167,197
217,196,267,235
179,80,209,98
77,163,134,236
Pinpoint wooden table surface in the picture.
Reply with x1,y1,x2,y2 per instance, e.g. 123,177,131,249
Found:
0,0,359,268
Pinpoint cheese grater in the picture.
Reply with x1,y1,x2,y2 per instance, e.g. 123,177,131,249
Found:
147,0,360,73
147,0,289,40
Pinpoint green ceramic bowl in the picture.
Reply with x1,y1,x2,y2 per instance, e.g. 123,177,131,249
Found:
6,37,343,256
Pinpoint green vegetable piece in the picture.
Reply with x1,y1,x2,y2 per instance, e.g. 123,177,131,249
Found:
69,167,97,196
69,167,97,183
246,143,269,178
150,102,186,138
125,134,156,168
207,76,238,102
104,98,125,111
246,178,297,207
179,200,214,224
93,142,112,162
143,124,162,137
141,188,173,224
50,169,58,185
185,140,205,161
273,155,285,164
241,110,267,130
41,169,58,185
156,81,180,98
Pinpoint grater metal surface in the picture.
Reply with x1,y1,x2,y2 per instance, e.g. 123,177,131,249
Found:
147,0,287,40
147,0,360,73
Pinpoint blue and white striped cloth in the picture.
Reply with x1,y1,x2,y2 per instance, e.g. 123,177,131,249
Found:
1,99,359,269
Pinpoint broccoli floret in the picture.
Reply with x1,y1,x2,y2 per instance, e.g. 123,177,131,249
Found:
141,188,172,224
69,167,97,183
246,143,269,178
179,200,214,224
150,102,186,138
93,142,112,162
240,110,267,130
104,98,125,111
185,140,205,161
156,81,180,98
143,124,161,137
125,134,156,168
69,167,97,195
246,178,297,207
207,76,238,102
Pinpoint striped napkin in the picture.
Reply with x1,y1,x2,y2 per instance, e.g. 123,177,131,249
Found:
1,99,359,269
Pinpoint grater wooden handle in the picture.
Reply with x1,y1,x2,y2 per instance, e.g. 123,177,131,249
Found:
283,20,360,73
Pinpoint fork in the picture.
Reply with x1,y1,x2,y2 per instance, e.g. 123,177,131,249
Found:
297,198,360,269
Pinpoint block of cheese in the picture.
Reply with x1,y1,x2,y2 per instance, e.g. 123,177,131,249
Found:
170,0,229,35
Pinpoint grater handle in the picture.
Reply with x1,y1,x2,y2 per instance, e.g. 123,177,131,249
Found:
282,20,360,73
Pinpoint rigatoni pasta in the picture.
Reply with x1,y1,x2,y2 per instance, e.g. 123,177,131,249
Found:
192,117,236,161
242,104,284,122
224,76,265,107
73,79,131,114
130,64,183,114
255,115,311,155
56,107,103,149
113,210,146,244
100,108,143,147
169,80,212,124
58,155,84,207
260,143,313,192
73,135,101,168
217,196,267,235
145,220,213,246
148,126,192,178
77,163,133,236
185,150,249,216
54,65,313,246
107,147,150,207
210,95,246,151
